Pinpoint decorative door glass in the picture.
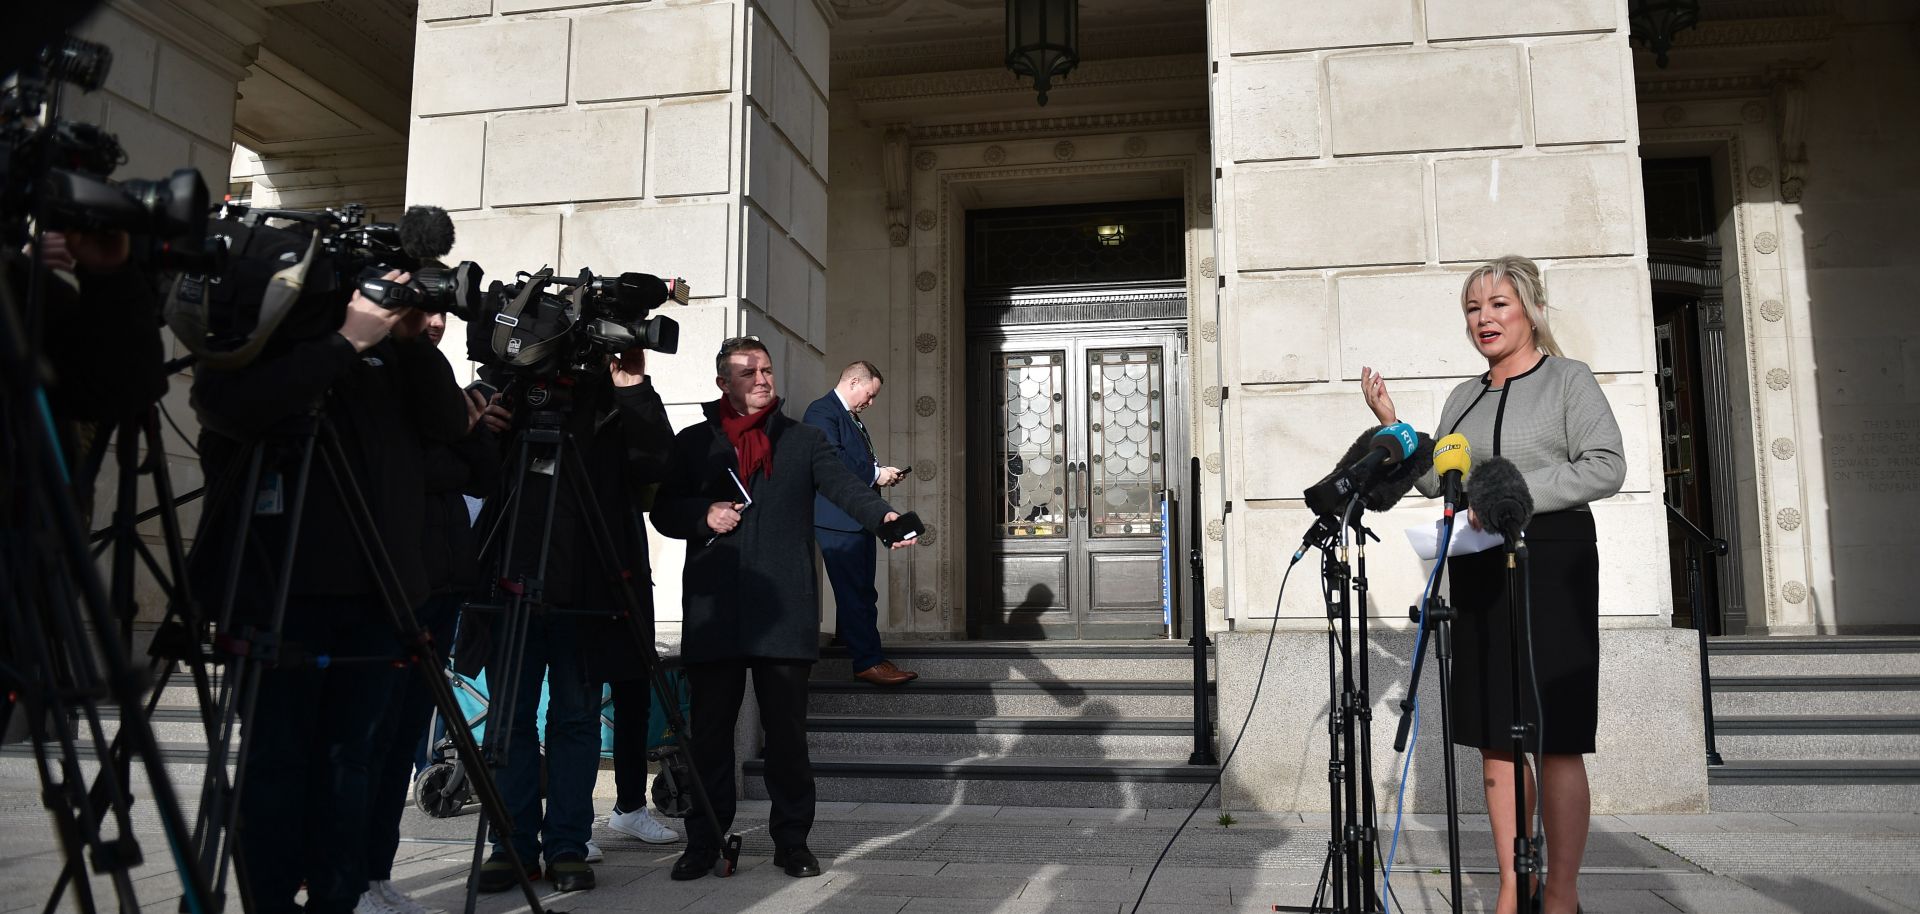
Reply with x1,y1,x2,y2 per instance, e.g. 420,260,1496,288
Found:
992,351,1067,538
1087,347,1164,537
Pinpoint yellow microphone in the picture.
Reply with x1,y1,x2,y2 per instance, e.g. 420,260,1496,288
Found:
1433,433,1471,515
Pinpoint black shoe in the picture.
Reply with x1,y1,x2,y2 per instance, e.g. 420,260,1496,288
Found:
773,845,821,878
671,847,719,881
476,852,539,893
546,852,595,892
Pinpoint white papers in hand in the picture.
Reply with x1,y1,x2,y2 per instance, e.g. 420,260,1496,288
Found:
1405,518,1505,561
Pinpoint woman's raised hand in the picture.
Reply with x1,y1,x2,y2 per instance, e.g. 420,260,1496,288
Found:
1360,366,1398,426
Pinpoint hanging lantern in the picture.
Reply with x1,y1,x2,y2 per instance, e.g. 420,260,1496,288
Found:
1006,0,1078,106
1629,0,1701,69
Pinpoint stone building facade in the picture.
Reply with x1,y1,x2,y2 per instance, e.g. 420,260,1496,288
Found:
72,0,1919,812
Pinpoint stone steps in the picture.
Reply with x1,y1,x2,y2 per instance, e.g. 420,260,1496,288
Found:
1706,760,1920,812
808,678,1210,718
1709,675,1920,716
814,641,1213,682
748,641,1219,808
1716,716,1920,761
1708,637,1920,677
745,754,1220,808
1706,636,1920,812
804,714,1199,757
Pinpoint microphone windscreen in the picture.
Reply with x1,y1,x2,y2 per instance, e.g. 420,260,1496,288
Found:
400,205,456,260
1373,421,1419,464
1472,455,1534,539
1366,432,1434,512
1434,433,1471,479
1303,426,1384,516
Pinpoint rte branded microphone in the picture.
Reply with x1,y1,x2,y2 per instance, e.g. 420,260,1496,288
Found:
1303,421,1420,517
1364,431,1434,513
1470,455,1534,543
1433,433,1471,517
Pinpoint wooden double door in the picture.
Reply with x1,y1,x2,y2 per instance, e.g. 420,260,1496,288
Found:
967,328,1188,639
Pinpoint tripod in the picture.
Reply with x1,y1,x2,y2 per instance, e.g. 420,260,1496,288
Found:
42,399,223,914
457,392,737,914
1390,509,1464,914
183,407,550,914
1501,536,1544,914
0,261,215,914
1282,496,1383,914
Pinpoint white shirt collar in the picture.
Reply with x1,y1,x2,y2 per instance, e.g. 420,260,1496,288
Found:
834,387,853,414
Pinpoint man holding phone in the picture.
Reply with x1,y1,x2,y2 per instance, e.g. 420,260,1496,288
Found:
651,339,914,882
803,362,916,686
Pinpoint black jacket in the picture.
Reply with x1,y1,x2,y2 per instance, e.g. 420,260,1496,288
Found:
189,332,468,618
459,373,674,682
422,426,498,597
651,400,895,664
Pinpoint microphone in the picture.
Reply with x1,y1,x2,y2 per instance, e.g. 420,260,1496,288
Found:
400,205,456,261
1303,422,1420,517
1471,455,1533,543
1434,433,1471,517
1363,432,1434,513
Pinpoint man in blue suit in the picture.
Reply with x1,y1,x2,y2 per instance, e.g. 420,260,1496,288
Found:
803,362,916,686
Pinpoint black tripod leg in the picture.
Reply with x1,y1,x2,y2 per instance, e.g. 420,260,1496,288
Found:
1435,610,1463,914
1503,545,1537,914
454,429,556,914
554,438,739,876
311,424,550,914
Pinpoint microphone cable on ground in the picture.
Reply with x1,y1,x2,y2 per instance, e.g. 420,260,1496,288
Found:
160,399,201,457
1130,498,1408,914
1127,556,1297,914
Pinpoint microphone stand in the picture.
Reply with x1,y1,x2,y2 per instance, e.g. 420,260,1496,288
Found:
1501,532,1542,914
1392,506,1463,914
1286,495,1383,914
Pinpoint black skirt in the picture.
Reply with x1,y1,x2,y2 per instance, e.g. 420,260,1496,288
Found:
1445,511,1600,755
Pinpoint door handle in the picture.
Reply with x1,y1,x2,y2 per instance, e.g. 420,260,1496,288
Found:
1064,460,1077,521
1077,460,1091,519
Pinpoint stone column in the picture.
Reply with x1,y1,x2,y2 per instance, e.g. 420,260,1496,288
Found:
68,1,260,628
1206,0,1705,813
407,0,832,623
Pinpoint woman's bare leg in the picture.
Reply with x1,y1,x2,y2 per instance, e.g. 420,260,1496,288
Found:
1539,753,1590,914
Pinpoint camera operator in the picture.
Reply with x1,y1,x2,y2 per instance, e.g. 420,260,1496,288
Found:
457,343,676,894
188,268,468,914
8,229,167,483
358,306,508,914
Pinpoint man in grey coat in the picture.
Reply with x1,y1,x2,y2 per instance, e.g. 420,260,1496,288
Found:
651,337,912,881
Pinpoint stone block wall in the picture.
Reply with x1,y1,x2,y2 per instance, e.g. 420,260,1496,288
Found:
69,3,259,623
1208,0,1670,623
1208,0,1703,813
409,0,832,621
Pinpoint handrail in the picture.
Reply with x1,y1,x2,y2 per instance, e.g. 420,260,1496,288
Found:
1185,457,1216,766
1664,502,1728,555
1664,500,1727,767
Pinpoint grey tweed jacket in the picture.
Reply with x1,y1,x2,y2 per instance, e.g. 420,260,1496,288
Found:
1414,354,1627,514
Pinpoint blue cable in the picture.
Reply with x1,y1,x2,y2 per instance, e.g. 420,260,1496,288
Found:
1382,529,1450,913
34,389,73,486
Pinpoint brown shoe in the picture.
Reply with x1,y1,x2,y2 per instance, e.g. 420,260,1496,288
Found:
878,660,919,682
854,663,913,686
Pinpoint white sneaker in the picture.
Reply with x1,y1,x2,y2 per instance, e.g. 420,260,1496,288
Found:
608,806,680,844
371,880,434,914
354,890,400,914
583,839,604,863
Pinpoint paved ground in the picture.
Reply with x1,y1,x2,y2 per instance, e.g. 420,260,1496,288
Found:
4,775,1918,913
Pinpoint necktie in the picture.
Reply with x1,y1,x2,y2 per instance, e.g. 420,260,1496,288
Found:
851,414,877,461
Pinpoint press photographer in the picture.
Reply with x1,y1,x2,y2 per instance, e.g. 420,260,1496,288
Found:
3,42,210,486
183,205,469,913
454,266,685,893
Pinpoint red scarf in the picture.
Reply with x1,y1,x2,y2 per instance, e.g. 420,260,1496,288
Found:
717,397,777,490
